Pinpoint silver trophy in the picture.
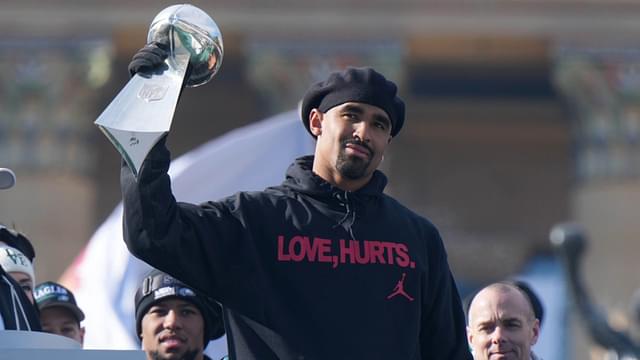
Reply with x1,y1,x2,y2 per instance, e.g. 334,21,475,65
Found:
95,4,223,177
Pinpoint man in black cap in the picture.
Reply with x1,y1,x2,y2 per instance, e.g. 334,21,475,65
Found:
120,43,471,359
135,269,225,360
34,281,85,345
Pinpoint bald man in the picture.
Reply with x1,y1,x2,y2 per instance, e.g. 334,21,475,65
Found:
467,282,541,360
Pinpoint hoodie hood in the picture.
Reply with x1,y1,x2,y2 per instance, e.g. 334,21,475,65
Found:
281,155,387,198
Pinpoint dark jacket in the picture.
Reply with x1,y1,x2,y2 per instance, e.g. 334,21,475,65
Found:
0,266,41,331
122,139,471,360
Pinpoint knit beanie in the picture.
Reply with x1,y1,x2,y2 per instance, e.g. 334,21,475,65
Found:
134,269,224,344
0,245,35,286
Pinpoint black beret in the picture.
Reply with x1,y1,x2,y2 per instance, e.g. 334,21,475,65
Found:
300,67,405,137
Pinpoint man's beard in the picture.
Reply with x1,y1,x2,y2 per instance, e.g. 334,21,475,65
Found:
336,139,373,180
149,349,199,360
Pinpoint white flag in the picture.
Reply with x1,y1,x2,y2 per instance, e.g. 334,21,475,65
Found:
61,110,314,357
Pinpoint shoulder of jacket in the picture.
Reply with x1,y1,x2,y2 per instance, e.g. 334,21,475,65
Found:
381,195,437,227
214,187,292,207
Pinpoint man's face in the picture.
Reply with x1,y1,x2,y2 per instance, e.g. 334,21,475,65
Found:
312,102,392,183
140,298,205,360
467,286,540,360
9,271,33,304
40,306,85,345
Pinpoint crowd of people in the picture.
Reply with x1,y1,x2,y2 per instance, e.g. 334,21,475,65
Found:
0,219,546,359
1,47,550,359
1,214,227,359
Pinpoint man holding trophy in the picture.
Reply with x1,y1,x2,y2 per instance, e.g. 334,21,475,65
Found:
107,4,471,359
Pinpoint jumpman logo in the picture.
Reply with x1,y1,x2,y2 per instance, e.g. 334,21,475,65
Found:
386,272,414,301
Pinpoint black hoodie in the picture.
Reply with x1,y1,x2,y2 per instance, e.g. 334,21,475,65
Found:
0,266,41,331
122,139,471,360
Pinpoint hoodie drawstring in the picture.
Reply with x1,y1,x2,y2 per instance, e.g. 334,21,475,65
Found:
333,191,357,240
2,274,31,331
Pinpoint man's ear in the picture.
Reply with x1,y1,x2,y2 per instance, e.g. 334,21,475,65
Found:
309,109,323,137
530,318,540,345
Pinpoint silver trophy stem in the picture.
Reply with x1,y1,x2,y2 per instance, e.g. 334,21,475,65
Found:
95,53,190,177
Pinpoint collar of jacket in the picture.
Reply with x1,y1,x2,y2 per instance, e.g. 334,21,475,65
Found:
282,155,388,201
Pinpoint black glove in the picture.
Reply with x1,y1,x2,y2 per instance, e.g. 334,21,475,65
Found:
127,42,169,78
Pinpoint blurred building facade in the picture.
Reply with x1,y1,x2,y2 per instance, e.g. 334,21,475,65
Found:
0,0,639,358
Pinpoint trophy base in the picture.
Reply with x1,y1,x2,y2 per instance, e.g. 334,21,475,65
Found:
98,126,166,178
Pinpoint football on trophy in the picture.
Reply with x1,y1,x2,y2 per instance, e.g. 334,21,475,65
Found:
147,4,224,87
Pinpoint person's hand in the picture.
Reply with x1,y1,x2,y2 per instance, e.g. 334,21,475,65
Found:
128,42,170,78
